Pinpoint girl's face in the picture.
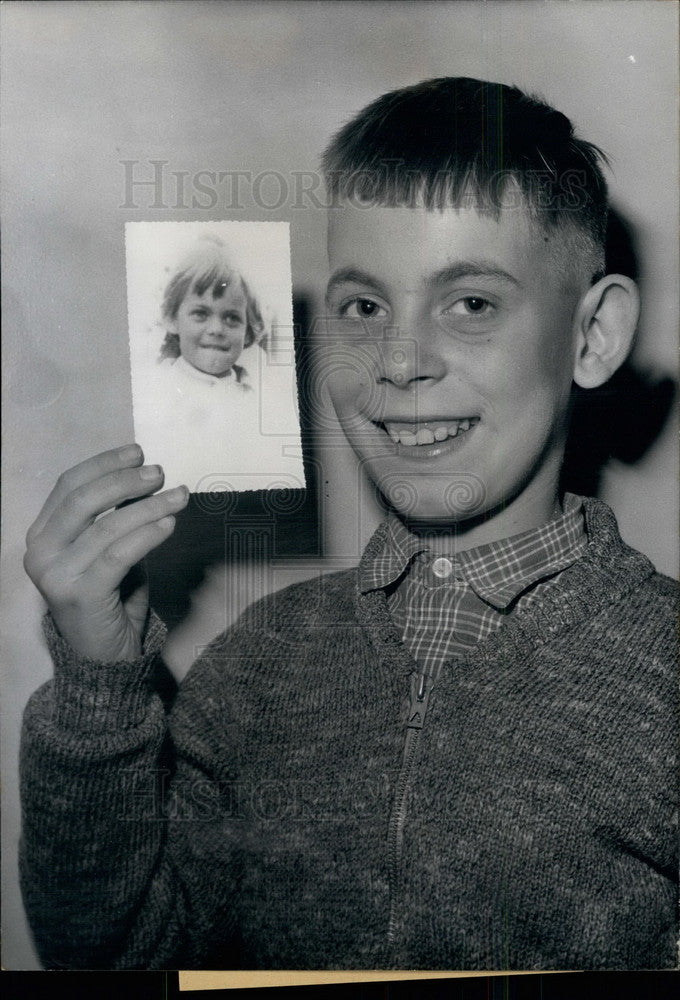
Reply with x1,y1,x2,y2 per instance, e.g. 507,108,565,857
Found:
169,279,248,377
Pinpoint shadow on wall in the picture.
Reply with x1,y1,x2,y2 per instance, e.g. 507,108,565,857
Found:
560,208,676,498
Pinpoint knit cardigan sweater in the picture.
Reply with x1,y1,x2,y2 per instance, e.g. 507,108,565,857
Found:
19,498,678,971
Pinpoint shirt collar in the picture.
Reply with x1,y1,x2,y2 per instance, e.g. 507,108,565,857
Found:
359,493,587,609
172,355,249,388
359,513,429,593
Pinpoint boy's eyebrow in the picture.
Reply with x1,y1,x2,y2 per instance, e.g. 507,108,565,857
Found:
428,260,521,288
325,268,386,306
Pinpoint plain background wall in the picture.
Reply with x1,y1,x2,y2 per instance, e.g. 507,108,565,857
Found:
2,0,677,970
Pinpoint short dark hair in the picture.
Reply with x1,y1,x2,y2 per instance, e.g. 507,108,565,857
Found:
322,77,609,280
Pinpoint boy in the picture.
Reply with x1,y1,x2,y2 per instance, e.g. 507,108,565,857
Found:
20,78,677,970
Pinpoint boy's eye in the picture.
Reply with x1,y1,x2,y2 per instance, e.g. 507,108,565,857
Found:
444,296,494,319
339,298,387,320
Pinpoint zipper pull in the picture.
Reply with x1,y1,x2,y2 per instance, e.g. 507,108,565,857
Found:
407,671,435,729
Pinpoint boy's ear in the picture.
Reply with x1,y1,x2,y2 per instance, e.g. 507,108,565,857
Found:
572,274,640,389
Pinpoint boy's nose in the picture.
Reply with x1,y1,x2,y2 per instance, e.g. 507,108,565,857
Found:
376,337,445,389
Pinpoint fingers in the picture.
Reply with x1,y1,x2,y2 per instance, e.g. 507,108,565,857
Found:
26,444,145,543
26,491,189,610
22,445,191,662
25,484,189,596
75,515,179,597
36,464,168,556
23,445,191,602
67,485,189,577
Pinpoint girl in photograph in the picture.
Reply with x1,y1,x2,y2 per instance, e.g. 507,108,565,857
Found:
158,233,266,388
135,234,296,492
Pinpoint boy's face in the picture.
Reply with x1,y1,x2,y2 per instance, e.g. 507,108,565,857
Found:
323,201,584,537
170,280,247,377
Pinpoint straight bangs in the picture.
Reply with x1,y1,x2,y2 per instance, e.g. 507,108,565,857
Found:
326,152,606,280
326,149,608,239
162,264,239,322
191,265,240,300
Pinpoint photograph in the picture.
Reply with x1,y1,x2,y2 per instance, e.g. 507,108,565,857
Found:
126,221,304,494
2,0,678,979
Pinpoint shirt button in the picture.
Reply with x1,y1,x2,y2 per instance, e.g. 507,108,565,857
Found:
431,556,454,579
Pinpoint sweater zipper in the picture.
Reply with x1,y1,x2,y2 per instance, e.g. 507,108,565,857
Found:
386,669,435,945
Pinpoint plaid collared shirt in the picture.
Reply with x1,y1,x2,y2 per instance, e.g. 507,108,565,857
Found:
360,493,587,675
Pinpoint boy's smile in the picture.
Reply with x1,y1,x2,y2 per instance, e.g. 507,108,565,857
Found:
324,202,584,545
170,283,247,377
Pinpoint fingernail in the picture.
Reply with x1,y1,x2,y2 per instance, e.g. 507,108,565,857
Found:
140,464,162,481
119,443,142,462
168,485,189,502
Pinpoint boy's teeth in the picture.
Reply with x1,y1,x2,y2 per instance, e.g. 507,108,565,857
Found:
416,428,435,445
383,419,475,445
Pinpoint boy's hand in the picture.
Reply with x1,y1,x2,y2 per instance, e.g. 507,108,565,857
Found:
23,444,189,663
